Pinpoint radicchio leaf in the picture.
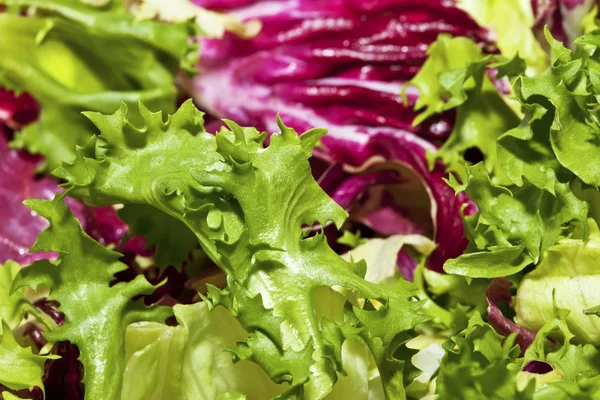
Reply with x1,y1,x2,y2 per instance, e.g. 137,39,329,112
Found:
486,278,536,355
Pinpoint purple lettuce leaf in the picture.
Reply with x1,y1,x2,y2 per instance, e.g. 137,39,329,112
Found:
192,0,491,138
486,278,537,355
312,125,476,273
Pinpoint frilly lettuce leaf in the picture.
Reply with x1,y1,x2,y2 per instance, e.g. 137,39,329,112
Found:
443,162,588,278
11,196,172,400
0,0,197,170
433,311,600,399
408,34,522,182
523,309,600,382
123,292,386,400
122,234,437,399
513,29,600,189
515,219,600,345
440,28,600,277
56,100,428,398
435,313,532,399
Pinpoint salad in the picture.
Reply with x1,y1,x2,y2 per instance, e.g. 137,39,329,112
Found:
1,0,600,399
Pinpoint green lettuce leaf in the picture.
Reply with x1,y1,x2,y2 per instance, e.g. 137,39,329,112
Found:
408,34,522,181
336,230,366,249
415,265,489,335
435,313,532,399
515,219,600,345
443,162,588,278
122,235,432,399
524,309,600,381
0,320,56,394
0,261,41,329
123,294,387,400
440,29,600,277
122,302,285,400
57,100,428,398
11,196,172,400
0,0,197,170
117,204,198,270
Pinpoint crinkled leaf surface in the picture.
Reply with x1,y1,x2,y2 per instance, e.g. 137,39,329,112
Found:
436,313,531,399
524,309,600,382
11,197,171,400
444,162,588,278
122,302,285,400
408,35,521,181
442,30,600,277
57,100,427,398
123,290,387,400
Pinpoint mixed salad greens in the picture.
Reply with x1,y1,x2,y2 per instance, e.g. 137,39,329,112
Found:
2,0,600,399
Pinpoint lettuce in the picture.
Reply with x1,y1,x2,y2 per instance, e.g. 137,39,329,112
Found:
120,233,434,399
0,0,197,170
515,219,600,345
0,89,86,265
122,302,285,400
408,34,522,181
122,293,384,400
0,320,56,395
11,197,172,399
55,101,429,398
415,28,600,278
457,0,548,72
190,0,495,272
436,313,531,399
523,309,600,383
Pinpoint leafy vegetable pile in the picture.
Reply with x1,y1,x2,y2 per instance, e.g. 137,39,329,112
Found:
2,0,600,399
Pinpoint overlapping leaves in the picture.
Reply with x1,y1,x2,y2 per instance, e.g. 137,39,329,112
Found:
57,100,428,398
11,197,171,400
414,30,600,277
0,0,197,170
